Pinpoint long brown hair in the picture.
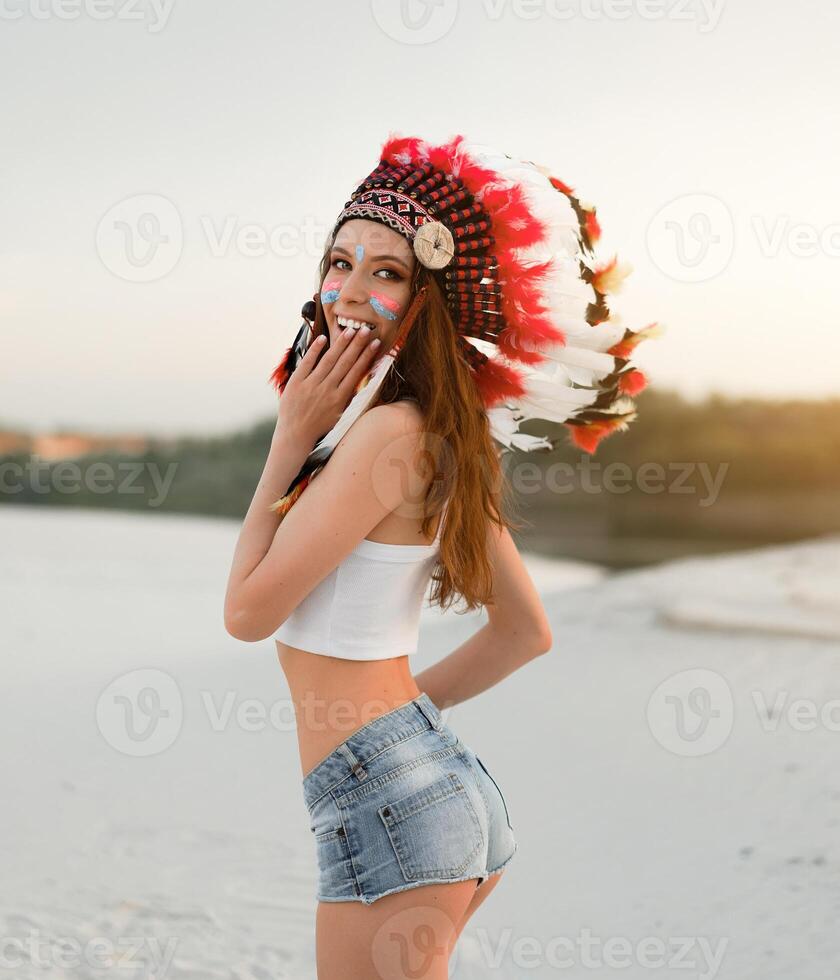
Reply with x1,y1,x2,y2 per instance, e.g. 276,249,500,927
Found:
310,234,525,613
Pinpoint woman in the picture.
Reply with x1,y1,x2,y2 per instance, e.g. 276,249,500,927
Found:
225,133,655,978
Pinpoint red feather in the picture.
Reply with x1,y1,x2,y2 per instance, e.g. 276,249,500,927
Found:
380,133,427,164
567,417,624,454
497,254,564,361
618,369,647,396
584,209,601,246
267,344,295,391
608,322,659,359
429,134,499,194
482,183,548,253
469,355,526,408
549,176,575,195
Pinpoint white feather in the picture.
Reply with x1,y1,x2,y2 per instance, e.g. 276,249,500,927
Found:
486,405,554,452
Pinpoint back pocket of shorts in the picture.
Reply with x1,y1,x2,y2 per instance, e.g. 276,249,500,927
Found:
378,772,484,881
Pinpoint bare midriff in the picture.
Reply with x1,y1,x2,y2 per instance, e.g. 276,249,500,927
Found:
276,642,423,779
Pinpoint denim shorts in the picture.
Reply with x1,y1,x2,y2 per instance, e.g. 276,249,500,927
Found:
302,692,518,905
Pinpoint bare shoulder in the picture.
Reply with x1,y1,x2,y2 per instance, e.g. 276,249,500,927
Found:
334,401,424,451
370,399,425,431
327,402,426,475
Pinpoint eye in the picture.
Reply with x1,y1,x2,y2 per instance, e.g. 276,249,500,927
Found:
330,256,402,281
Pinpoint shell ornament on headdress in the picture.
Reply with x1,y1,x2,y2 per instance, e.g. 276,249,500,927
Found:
267,133,663,518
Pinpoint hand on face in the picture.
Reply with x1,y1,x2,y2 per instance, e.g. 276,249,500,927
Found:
276,318,383,448
320,218,416,353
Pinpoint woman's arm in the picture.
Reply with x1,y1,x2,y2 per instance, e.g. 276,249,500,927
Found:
222,423,313,626
413,523,553,710
224,402,429,642
224,324,383,640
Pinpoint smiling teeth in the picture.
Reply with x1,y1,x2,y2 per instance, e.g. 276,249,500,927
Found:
337,316,375,330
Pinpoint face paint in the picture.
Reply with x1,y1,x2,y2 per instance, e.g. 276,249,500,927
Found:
320,279,342,304
369,291,401,321
355,244,365,262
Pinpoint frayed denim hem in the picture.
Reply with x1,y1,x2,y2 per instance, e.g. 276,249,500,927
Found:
316,840,518,906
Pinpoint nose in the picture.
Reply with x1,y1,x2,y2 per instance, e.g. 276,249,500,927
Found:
337,265,370,310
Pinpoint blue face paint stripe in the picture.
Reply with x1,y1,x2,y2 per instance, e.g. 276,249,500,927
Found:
321,289,340,304
369,296,398,321
355,244,365,262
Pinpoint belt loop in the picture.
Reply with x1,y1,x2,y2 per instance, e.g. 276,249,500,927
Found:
336,741,367,781
415,694,442,731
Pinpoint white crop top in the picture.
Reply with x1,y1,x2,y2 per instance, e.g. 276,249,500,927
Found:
273,503,447,661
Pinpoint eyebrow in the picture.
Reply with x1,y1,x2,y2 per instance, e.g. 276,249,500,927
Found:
331,244,411,273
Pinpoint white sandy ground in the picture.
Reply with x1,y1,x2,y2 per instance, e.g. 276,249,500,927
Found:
1,507,838,979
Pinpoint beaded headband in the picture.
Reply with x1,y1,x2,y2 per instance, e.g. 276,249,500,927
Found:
334,188,436,241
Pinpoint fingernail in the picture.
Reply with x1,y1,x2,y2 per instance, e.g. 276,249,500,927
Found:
343,325,354,338
371,338,381,349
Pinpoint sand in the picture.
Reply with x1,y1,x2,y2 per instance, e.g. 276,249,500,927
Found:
1,506,837,978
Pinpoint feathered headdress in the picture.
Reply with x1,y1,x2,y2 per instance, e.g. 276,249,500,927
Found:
267,133,662,518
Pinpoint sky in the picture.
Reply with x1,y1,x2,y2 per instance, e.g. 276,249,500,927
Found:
2,0,838,437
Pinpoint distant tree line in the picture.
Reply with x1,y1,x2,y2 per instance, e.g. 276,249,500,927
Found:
3,389,839,567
